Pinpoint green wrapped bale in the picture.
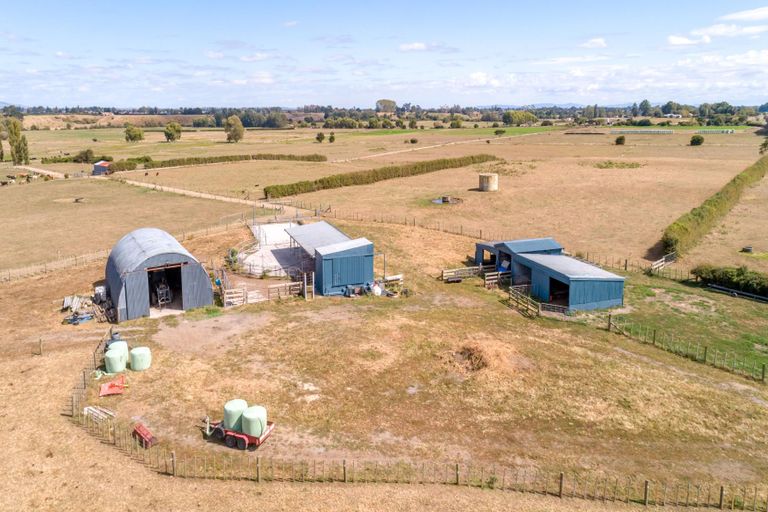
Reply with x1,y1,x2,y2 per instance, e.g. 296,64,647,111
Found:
109,341,129,364
242,406,267,437
129,347,152,371
223,399,248,431
105,349,126,373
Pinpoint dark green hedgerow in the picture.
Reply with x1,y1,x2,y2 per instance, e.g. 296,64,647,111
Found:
662,156,768,255
692,264,768,297
263,154,499,198
144,153,326,169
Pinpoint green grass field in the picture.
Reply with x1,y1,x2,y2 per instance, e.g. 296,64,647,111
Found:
616,274,768,365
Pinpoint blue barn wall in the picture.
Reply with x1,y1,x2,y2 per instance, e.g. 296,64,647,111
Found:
530,269,551,302
316,242,374,296
568,280,624,310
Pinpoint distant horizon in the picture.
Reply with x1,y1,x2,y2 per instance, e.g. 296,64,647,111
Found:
2,1,768,107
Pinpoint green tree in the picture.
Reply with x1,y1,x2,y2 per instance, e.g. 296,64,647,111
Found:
615,135,625,145
19,135,29,165
124,124,144,142
163,122,182,142
639,99,652,116
5,117,23,165
408,119,417,129
224,115,244,143
375,99,397,112
328,132,335,143
494,129,506,136
315,132,325,143
631,103,639,117
690,135,704,146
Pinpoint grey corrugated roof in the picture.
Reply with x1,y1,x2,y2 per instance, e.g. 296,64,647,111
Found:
108,228,197,275
516,254,624,280
316,237,372,256
496,238,563,254
285,221,350,255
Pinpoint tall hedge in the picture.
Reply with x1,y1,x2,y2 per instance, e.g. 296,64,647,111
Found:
662,156,768,254
144,153,327,169
692,264,768,297
263,154,499,198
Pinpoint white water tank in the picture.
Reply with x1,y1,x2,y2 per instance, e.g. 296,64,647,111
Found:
479,173,499,191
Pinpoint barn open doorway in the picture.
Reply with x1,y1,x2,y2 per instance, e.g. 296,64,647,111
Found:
549,277,569,306
148,264,184,316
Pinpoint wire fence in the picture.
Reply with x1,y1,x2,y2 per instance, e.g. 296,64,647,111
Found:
608,316,767,382
1,212,254,283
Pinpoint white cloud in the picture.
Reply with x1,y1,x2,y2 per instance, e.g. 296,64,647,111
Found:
240,53,270,62
720,6,768,22
467,72,501,87
400,42,427,51
398,41,458,53
283,20,298,27
205,51,224,60
544,55,610,65
580,37,607,48
692,23,768,38
667,35,707,46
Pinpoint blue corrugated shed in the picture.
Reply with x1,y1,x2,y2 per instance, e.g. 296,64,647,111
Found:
315,238,374,296
474,237,563,269
513,253,624,311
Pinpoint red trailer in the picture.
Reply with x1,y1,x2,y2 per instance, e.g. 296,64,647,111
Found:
204,417,275,450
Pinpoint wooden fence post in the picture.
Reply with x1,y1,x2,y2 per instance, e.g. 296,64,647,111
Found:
607,313,612,332
257,456,261,482
644,480,650,506
719,485,725,509
455,463,460,485
559,472,565,498
171,451,177,477
343,459,347,483
762,364,766,382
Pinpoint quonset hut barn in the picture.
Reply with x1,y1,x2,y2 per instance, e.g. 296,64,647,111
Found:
475,237,624,311
285,221,374,296
106,228,213,322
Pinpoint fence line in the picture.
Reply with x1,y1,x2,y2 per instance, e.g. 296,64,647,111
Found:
68,327,767,508
608,315,767,382
1,213,254,283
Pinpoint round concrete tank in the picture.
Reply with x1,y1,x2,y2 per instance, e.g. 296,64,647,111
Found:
479,173,499,191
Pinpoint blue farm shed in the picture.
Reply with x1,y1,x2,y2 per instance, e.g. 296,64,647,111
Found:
92,160,112,175
475,237,563,272
285,221,374,296
475,237,624,311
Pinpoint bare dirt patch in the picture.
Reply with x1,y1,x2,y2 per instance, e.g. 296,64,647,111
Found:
154,312,274,354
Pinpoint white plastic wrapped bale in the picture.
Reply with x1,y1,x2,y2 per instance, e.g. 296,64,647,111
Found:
129,347,152,371
223,399,248,431
109,341,129,364
241,406,267,437
105,348,126,373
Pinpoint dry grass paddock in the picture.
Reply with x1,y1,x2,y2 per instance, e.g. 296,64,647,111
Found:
26,125,556,164
0,223,644,512
76,221,768,486
294,131,763,262
685,174,768,273
0,178,252,268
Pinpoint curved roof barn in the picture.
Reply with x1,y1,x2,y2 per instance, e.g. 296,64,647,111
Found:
106,228,212,322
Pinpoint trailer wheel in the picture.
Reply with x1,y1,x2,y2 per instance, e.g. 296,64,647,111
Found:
225,435,236,448
236,437,246,450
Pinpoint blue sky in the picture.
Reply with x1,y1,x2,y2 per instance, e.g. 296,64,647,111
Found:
1,1,767,107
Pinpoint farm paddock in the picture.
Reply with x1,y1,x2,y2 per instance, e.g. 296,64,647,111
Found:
15,221,767,486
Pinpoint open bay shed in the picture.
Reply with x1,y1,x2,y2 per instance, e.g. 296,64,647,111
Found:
106,228,213,322
285,221,374,296
514,254,625,310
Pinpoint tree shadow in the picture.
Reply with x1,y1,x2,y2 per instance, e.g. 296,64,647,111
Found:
643,239,666,261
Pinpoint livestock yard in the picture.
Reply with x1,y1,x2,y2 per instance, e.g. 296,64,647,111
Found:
2,121,768,512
